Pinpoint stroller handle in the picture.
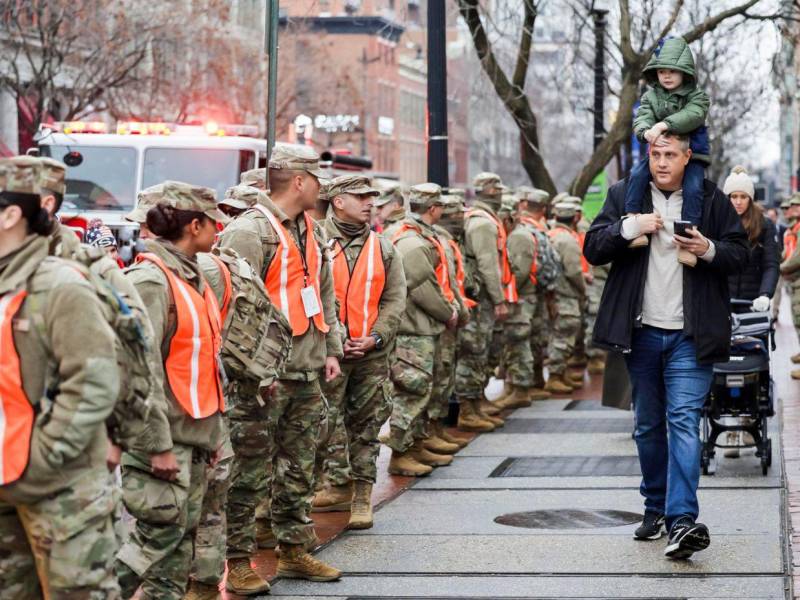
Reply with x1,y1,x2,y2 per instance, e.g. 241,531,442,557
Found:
730,298,754,307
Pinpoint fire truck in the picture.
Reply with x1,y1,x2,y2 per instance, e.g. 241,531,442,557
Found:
36,120,267,261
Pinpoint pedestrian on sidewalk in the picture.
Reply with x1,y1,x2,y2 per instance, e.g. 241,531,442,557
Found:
584,133,748,559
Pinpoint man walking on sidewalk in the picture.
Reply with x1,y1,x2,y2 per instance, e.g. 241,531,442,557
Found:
584,133,747,559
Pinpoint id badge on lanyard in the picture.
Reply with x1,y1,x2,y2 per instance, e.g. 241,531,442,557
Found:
300,285,321,318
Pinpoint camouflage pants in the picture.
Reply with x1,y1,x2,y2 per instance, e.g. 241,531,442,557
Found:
427,328,457,421
317,356,394,485
225,382,273,558
262,378,325,546
455,296,496,400
191,420,234,585
0,469,120,600
585,276,607,359
116,444,208,600
504,294,538,387
548,297,582,375
531,290,550,386
388,334,439,452
792,283,800,330
489,321,505,374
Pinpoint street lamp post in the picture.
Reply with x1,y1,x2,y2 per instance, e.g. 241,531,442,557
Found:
427,0,449,187
265,0,280,163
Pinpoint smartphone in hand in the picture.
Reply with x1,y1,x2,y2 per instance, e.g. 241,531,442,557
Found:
674,220,693,237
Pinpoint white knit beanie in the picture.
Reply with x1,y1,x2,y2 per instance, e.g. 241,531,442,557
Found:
723,165,755,199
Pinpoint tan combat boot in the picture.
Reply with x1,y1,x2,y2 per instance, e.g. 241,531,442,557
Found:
457,399,495,432
528,387,551,401
184,581,221,600
435,421,470,448
476,403,505,427
276,544,342,582
348,481,374,530
567,354,588,368
495,385,532,410
255,520,278,549
408,441,453,467
792,369,800,380
423,434,460,455
792,353,800,364
587,357,606,374
388,449,434,476
567,369,585,389
311,483,352,513
225,557,270,595
544,374,573,395
479,397,502,416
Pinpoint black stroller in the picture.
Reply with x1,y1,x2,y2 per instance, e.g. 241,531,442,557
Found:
700,299,775,476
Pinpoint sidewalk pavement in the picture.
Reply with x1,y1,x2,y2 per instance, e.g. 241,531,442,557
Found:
240,304,799,600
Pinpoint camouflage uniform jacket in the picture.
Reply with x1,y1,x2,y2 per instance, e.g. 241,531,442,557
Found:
0,235,120,504
215,195,343,379
549,223,586,300
125,239,224,452
393,213,457,336
324,217,407,361
381,207,407,240
507,222,538,298
47,221,82,259
434,224,470,321
463,199,505,305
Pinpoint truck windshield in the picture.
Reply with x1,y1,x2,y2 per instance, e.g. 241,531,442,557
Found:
143,148,255,201
40,145,137,211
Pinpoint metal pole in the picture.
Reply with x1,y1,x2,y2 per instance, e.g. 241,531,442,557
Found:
265,0,279,163
426,0,449,187
591,9,608,151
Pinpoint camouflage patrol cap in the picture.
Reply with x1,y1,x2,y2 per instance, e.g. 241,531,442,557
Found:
221,184,263,210
516,186,550,205
790,193,800,207
409,182,444,209
374,182,404,208
445,187,465,199
318,180,331,203
473,172,502,193
564,195,584,211
158,180,229,223
126,183,165,223
551,192,569,205
780,198,791,209
327,174,380,199
240,167,267,189
36,157,66,195
0,156,41,196
499,192,519,216
442,189,467,214
269,143,326,179
553,201,577,219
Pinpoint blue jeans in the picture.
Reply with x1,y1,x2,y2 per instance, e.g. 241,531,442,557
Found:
625,326,713,531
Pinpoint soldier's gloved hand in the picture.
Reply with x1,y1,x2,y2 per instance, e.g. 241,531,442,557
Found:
151,450,179,481
494,302,509,323
751,295,770,313
106,442,122,472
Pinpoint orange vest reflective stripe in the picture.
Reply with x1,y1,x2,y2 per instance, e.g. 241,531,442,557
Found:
207,254,233,322
392,223,455,302
784,222,800,261
0,290,34,486
136,253,225,419
331,231,386,338
254,206,330,336
465,209,518,303
448,239,478,309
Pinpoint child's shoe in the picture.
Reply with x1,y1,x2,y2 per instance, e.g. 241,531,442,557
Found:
678,249,697,267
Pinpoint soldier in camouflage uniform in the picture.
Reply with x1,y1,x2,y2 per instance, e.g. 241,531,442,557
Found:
216,144,344,582
117,183,228,600
544,200,587,394
568,200,593,374
311,175,406,529
0,159,121,599
218,184,262,219
456,172,516,430
388,183,461,476
585,261,610,374
379,185,407,239
781,195,800,379
240,166,267,190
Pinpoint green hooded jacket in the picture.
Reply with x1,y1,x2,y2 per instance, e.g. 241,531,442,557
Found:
633,37,710,162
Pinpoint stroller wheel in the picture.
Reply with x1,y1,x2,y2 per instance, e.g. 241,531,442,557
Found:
761,454,769,476
701,447,711,476
766,439,772,467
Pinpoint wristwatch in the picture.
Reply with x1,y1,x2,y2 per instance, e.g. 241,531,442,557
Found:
371,333,384,350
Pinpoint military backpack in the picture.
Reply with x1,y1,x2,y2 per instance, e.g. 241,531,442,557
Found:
531,229,561,291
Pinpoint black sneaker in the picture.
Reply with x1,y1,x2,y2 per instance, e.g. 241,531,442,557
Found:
664,518,710,559
634,510,665,540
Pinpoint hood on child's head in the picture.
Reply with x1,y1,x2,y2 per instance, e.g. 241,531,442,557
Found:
643,36,696,89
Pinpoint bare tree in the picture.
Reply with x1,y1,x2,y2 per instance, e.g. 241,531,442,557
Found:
456,0,770,197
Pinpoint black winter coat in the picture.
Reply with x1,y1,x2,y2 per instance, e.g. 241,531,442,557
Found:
584,179,749,365
727,217,780,301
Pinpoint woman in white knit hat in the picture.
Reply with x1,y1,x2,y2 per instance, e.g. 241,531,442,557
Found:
722,165,780,457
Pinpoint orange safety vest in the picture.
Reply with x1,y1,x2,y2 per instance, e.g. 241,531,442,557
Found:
465,209,518,303
392,223,455,303
548,227,589,274
0,289,34,486
784,222,800,261
207,254,233,322
448,239,478,309
331,231,386,338
254,206,330,336
518,216,541,286
137,253,225,419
